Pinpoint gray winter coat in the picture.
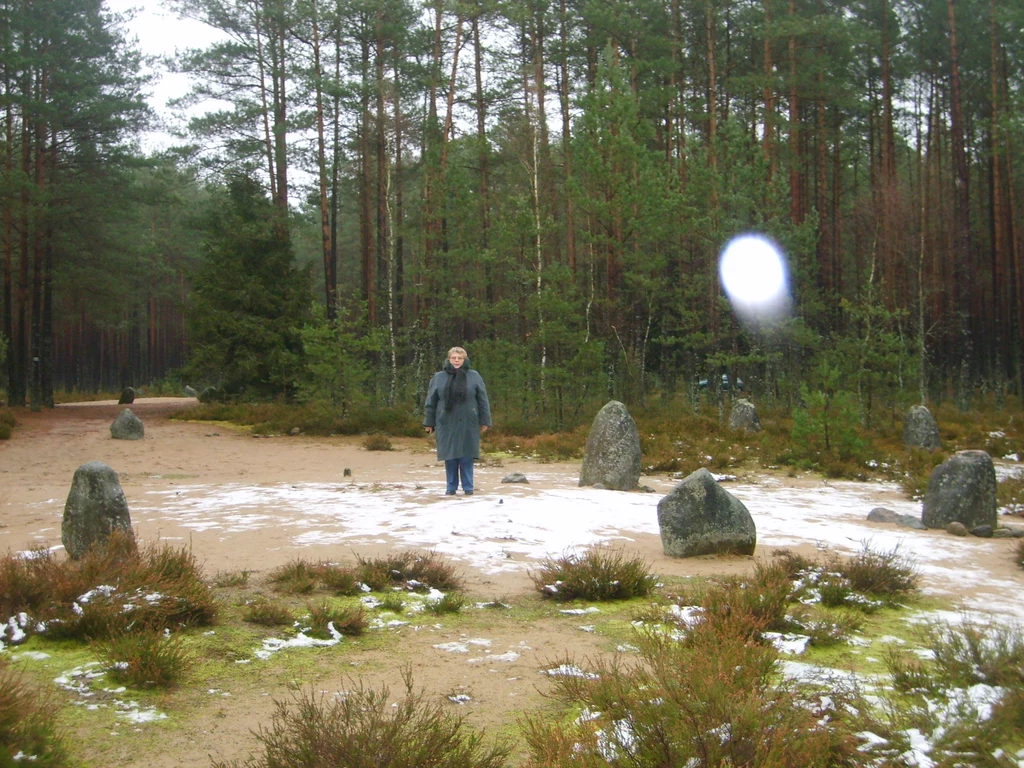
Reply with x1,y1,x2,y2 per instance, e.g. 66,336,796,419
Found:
424,366,492,461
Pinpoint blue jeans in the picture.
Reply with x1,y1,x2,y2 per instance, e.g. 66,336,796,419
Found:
445,458,474,494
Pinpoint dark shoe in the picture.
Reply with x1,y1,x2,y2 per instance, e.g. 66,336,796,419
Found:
463,491,474,496
445,491,456,496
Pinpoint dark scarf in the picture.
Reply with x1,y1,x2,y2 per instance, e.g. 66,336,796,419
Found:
443,360,469,411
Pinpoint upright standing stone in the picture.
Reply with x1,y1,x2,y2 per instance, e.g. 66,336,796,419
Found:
921,450,996,530
579,401,642,491
728,398,761,432
183,385,198,397
903,405,941,451
110,409,144,440
118,387,135,404
657,468,757,557
62,461,134,559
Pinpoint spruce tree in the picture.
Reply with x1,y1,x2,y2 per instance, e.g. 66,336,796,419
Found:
186,176,311,398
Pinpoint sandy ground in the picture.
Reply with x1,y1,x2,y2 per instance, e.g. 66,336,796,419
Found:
1,398,1022,766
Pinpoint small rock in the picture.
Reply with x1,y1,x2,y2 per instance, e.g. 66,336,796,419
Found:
501,472,529,484
638,485,656,493
867,507,900,523
896,514,927,530
110,409,144,440
343,468,352,477
183,385,198,397
991,528,1015,539
970,525,994,538
946,521,968,536
290,427,301,435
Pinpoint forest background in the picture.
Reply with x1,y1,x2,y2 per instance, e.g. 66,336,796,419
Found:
2,0,1023,446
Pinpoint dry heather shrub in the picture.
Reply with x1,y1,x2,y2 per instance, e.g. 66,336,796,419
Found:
104,631,190,689
214,675,511,768
313,563,361,595
363,434,393,451
524,629,862,767
530,548,657,602
690,572,791,636
356,550,462,592
830,543,919,599
244,596,294,626
1,532,215,641
269,559,319,594
426,592,466,615
0,657,70,766
304,600,366,638
270,560,363,596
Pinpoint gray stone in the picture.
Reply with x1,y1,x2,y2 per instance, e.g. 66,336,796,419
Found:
922,450,997,530
897,514,927,530
970,525,994,538
118,387,135,405
946,521,968,536
290,427,301,435
1001,524,1024,538
867,507,900,523
579,401,642,491
110,409,144,440
903,405,941,451
501,472,529,484
728,398,761,433
183,385,198,397
61,461,133,559
992,528,1015,539
657,468,757,558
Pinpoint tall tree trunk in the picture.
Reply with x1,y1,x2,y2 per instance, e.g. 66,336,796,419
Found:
310,0,336,319
947,0,972,410
787,0,800,223
763,0,775,178
558,0,576,272
472,12,494,301
359,37,376,322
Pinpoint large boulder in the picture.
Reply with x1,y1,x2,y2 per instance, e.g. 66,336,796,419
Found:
579,401,642,491
61,461,134,559
118,387,135,405
921,450,997,531
657,468,757,558
728,398,761,433
903,405,941,451
110,408,144,440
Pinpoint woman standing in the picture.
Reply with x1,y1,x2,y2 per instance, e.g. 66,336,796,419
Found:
424,347,492,495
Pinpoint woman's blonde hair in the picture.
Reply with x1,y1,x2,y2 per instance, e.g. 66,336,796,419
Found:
447,346,468,359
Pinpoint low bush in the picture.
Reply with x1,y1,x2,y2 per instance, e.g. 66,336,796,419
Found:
268,560,319,594
212,569,251,588
0,658,70,766
426,592,466,615
830,543,919,599
356,550,462,592
524,628,866,767
244,596,294,626
304,600,366,638
377,593,405,613
104,631,190,689
363,434,393,451
215,675,511,768
530,548,657,602
0,532,216,641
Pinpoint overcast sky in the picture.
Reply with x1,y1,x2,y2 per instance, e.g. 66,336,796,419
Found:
106,0,226,149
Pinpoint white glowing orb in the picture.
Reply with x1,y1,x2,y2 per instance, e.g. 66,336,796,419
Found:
719,235,790,320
